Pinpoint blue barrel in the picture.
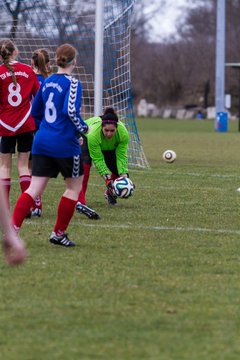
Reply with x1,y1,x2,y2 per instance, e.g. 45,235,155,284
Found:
216,112,228,132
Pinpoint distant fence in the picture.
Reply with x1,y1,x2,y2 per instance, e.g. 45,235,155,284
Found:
136,100,237,121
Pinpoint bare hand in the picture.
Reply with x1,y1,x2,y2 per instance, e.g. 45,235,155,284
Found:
2,232,26,266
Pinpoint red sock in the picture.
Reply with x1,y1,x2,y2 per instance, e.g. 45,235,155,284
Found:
78,163,91,205
54,196,77,236
0,178,11,207
12,192,35,230
19,175,31,193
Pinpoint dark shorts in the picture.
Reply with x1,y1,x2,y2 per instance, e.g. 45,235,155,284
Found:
0,132,34,154
81,136,92,166
81,138,118,175
32,154,84,178
102,150,119,176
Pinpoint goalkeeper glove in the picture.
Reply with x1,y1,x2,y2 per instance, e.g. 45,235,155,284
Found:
103,175,115,196
105,178,114,191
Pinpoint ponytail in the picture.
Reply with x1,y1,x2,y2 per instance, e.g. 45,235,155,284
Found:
0,39,17,86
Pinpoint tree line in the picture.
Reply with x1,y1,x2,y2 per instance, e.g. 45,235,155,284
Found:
131,0,240,115
1,0,240,114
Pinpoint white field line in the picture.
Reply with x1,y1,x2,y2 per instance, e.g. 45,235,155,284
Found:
25,220,240,235
147,171,240,180
10,169,240,184
10,154,240,179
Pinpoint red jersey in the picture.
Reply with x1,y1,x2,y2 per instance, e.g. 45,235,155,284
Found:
0,61,40,136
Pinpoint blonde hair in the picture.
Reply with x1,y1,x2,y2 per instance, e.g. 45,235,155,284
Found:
55,43,77,69
32,48,51,78
0,38,17,85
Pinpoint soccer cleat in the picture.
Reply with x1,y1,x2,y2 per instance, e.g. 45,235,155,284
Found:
49,232,76,247
76,202,100,220
104,190,117,205
31,208,42,217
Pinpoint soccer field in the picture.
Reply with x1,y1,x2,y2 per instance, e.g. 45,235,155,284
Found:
1,118,240,360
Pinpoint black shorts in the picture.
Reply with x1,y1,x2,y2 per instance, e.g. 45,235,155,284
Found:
1,132,34,154
102,150,119,176
32,154,84,178
81,136,92,166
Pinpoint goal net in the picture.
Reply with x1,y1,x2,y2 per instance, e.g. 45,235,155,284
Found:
0,0,150,168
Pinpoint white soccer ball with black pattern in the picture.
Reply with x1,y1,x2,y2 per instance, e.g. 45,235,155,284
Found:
163,149,176,163
113,177,134,199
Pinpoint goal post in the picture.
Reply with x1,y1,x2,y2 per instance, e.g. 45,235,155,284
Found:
0,0,150,168
94,0,104,116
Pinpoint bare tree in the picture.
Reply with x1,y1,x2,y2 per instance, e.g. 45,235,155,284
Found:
130,0,166,41
4,0,42,39
131,0,217,108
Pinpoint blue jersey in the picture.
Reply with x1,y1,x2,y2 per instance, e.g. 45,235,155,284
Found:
34,74,46,130
37,74,45,86
31,73,87,158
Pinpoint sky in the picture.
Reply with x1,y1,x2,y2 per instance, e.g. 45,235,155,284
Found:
145,0,195,41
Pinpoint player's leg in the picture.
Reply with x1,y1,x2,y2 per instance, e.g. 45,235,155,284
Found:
28,147,42,217
17,152,31,192
50,176,83,247
0,153,12,207
17,132,43,217
77,162,91,205
50,155,83,247
76,137,100,219
12,154,55,232
0,183,26,265
77,136,90,205
17,132,33,192
0,136,15,207
102,150,119,205
76,162,100,219
12,176,49,232
30,151,42,217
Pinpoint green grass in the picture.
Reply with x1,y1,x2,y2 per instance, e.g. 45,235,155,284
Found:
1,118,240,359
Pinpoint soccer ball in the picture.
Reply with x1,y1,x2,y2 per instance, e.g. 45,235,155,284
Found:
163,149,176,163
113,177,134,199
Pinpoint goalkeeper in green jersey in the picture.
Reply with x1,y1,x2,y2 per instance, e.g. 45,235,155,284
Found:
76,107,130,217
